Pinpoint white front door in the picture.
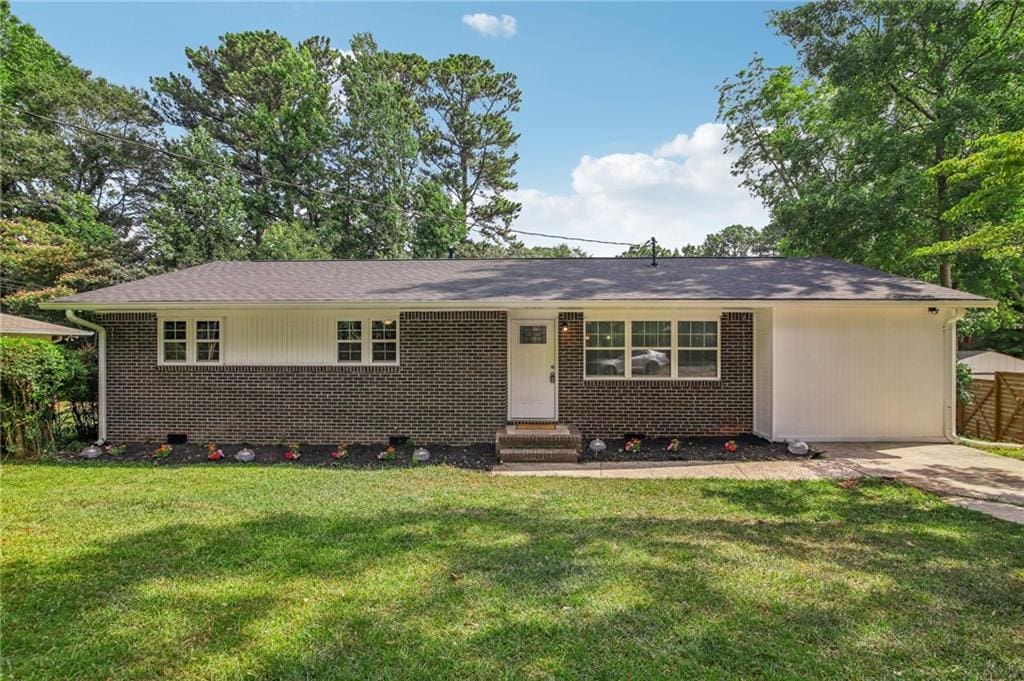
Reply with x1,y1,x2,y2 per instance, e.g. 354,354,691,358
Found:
509,319,557,420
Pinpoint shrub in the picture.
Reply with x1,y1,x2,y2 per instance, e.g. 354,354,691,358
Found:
956,362,974,406
1,337,75,457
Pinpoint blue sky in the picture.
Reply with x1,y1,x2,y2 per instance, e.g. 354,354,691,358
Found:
15,2,797,254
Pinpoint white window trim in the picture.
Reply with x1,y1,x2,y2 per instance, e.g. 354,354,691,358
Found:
157,317,225,366
336,318,400,366
583,313,721,381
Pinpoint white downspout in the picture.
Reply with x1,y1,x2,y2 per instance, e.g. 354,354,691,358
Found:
65,309,106,444
943,307,966,443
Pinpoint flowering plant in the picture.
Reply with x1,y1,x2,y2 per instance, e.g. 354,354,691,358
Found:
624,438,642,454
207,442,224,461
377,445,396,461
152,443,172,458
330,444,348,460
666,438,681,453
284,443,301,461
724,440,738,453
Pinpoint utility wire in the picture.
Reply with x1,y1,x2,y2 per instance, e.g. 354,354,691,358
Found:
9,106,647,249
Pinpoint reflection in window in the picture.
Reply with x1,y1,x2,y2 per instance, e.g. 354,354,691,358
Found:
631,321,672,377
585,321,625,377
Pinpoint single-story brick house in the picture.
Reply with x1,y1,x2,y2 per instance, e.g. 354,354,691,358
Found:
42,257,992,446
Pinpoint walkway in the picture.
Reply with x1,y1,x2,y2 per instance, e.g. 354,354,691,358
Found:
493,442,1024,524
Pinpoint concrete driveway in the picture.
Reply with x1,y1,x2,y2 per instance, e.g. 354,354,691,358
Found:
815,442,1024,522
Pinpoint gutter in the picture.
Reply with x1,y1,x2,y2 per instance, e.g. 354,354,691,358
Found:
65,310,106,444
943,308,967,443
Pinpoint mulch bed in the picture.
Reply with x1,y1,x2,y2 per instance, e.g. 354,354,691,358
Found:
580,435,802,462
63,442,500,470
58,434,807,469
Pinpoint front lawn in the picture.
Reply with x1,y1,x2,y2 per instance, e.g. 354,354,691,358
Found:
3,464,1022,680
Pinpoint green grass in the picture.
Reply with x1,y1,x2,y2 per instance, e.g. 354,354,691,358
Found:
970,443,1024,461
3,464,1022,680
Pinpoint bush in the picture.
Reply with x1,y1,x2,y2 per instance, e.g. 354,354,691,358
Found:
0,337,90,457
956,362,974,406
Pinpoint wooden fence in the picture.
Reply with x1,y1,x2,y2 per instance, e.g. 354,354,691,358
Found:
958,371,1024,444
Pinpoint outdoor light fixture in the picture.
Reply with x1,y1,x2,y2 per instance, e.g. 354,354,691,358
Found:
560,322,570,332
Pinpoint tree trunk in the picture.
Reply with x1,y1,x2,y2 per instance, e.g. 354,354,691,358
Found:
935,142,953,288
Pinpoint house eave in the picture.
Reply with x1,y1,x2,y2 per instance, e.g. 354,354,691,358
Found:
39,298,997,312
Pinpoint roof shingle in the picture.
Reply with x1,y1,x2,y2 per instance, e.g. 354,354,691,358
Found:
45,257,989,306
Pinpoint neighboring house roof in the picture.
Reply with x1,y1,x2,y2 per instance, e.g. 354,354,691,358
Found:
0,312,93,337
957,349,1024,371
44,257,992,307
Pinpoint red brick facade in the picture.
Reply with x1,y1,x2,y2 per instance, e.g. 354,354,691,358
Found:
557,311,754,438
101,309,754,445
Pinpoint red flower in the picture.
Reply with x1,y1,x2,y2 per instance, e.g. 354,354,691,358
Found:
724,440,738,453
208,449,224,461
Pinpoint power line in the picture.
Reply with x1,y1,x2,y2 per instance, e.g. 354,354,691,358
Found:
9,106,648,250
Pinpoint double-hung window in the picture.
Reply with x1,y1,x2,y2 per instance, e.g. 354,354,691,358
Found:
677,321,718,378
337,318,399,365
195,321,221,362
584,321,626,377
160,319,223,365
584,316,720,380
162,321,187,363
337,321,362,363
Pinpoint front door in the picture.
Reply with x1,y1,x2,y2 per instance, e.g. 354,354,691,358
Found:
509,319,557,420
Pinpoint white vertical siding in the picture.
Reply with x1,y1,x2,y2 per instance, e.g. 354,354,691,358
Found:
226,311,337,365
771,306,947,441
753,308,773,439
158,308,398,366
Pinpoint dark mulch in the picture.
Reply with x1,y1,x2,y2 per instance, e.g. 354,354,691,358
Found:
62,441,500,470
55,434,805,469
580,435,802,462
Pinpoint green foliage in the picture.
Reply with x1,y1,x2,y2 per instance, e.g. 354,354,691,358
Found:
253,220,329,261
145,128,248,269
916,131,1024,261
0,337,85,456
457,239,588,258
419,54,522,242
618,225,774,258
956,362,974,406
1,1,165,236
0,215,133,320
680,224,776,257
330,34,427,258
151,30,341,249
719,0,1024,345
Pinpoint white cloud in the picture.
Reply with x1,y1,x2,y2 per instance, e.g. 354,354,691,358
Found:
512,122,768,256
462,13,518,38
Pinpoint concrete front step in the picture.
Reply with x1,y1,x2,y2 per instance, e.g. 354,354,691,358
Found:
499,448,580,463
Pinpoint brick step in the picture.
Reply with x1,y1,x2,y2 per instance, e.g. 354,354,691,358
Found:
495,424,582,453
499,448,580,463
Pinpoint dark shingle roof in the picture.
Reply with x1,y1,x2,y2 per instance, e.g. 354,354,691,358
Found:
0,312,93,336
45,257,990,306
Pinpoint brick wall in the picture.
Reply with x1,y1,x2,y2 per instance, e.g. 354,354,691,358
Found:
557,311,753,438
102,311,508,445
